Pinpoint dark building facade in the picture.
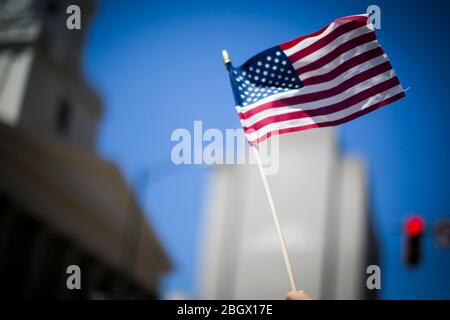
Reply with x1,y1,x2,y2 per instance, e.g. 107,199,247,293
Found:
0,0,170,299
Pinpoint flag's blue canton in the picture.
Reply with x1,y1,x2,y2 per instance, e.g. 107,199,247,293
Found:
229,46,304,107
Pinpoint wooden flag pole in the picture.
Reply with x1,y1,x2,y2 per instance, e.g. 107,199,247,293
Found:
251,145,298,292
222,50,298,292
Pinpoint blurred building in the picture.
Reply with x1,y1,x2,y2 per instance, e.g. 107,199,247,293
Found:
200,130,378,299
0,0,169,299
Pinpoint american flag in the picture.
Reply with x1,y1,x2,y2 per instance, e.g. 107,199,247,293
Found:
227,14,405,145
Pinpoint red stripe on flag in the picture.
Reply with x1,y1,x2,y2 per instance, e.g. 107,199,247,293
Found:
295,32,377,74
279,25,330,51
239,61,392,120
302,47,385,86
279,15,368,51
243,77,401,132
288,20,367,62
248,91,405,145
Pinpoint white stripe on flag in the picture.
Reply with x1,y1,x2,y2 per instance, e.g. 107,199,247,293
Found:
291,26,374,69
245,84,404,143
240,69,396,128
282,14,368,57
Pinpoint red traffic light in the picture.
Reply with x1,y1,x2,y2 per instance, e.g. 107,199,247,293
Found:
405,215,424,237
404,214,425,267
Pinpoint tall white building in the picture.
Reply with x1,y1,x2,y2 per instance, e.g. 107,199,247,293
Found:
199,129,377,299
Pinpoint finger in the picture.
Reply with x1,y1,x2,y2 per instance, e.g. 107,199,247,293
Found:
286,290,314,300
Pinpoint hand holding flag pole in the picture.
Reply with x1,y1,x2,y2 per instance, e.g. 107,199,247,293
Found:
222,50,298,292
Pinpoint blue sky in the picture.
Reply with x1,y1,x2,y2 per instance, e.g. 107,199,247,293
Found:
84,0,450,299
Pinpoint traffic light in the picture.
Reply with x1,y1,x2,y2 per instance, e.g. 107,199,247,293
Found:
404,215,424,267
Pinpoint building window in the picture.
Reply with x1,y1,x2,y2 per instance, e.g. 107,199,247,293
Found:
55,98,71,136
